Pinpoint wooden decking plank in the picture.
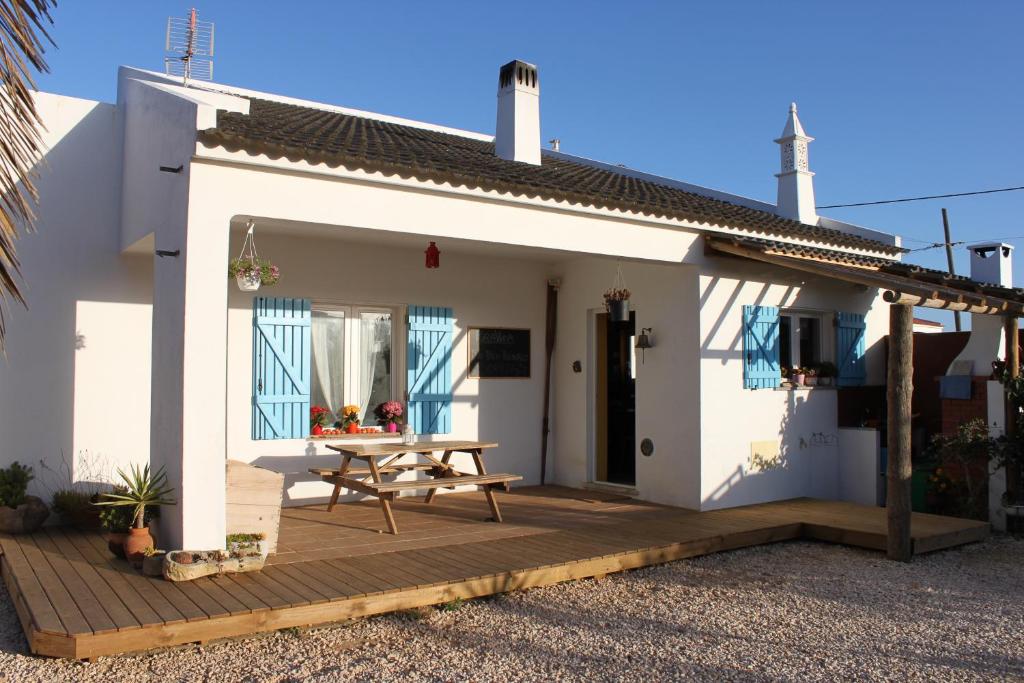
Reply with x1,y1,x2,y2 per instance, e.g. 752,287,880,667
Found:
197,575,264,615
352,552,436,589
501,534,591,568
242,568,313,607
44,527,142,631
77,531,194,625
213,574,272,613
334,554,413,593
224,572,291,610
263,564,332,604
319,557,388,596
171,577,231,619
396,549,479,584
428,543,512,578
24,532,118,634
343,553,422,591
287,560,362,600
0,536,66,634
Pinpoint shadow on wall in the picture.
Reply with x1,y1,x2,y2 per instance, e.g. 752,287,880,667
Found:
0,102,153,497
698,269,871,508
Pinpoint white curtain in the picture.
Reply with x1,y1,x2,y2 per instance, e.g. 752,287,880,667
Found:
311,311,345,419
358,312,392,422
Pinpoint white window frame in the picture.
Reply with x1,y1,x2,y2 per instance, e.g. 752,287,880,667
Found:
311,301,405,421
779,309,835,370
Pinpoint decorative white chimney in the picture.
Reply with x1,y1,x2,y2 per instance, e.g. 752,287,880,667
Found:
969,242,1014,287
948,243,1015,376
495,60,540,165
775,102,817,225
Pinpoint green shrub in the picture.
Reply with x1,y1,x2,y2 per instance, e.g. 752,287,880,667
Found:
52,489,95,516
0,462,33,508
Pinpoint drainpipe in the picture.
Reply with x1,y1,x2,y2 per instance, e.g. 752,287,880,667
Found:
540,279,560,485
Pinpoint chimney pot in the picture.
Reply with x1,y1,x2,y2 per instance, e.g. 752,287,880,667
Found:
969,242,1014,287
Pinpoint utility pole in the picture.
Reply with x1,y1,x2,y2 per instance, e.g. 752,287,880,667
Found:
942,208,962,332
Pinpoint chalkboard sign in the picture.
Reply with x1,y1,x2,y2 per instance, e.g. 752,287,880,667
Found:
468,327,531,378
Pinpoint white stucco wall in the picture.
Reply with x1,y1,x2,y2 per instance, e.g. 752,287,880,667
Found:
225,230,551,506
695,256,888,510
0,92,152,498
552,256,703,510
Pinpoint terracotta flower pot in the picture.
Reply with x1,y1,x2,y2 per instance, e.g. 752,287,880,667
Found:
124,526,155,563
346,422,359,434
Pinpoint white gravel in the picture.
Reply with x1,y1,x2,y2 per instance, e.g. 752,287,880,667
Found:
1,538,1022,682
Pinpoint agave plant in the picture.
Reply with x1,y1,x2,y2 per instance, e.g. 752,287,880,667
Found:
94,464,175,529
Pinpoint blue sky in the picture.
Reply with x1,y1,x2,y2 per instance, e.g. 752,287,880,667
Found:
36,1,1023,323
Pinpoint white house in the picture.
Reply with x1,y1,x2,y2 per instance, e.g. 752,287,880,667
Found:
5,61,1000,551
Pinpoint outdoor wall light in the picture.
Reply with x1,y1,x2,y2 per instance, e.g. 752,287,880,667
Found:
635,327,653,363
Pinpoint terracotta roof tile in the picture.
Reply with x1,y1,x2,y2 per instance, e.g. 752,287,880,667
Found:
199,99,904,255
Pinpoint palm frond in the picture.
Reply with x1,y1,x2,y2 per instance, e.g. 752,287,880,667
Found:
0,1,55,348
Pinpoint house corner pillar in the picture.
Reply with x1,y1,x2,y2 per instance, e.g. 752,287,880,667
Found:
150,208,231,550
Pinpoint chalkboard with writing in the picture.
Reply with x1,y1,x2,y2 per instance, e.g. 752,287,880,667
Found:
468,327,531,378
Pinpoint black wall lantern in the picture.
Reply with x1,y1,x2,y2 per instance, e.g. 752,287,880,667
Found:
635,327,653,363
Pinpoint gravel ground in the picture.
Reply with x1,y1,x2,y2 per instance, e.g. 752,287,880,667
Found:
1,538,1022,682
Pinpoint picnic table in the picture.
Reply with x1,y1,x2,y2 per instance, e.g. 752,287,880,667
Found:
309,440,521,534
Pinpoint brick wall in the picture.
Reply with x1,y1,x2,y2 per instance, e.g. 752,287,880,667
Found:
939,377,990,435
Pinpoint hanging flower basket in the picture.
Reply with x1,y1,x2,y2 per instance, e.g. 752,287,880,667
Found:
604,265,631,322
228,220,280,292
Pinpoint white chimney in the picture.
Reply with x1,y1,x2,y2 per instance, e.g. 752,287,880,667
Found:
775,102,818,225
969,242,1014,287
948,243,1015,376
495,60,540,165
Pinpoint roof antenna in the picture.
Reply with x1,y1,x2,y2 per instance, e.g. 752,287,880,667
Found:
164,8,215,86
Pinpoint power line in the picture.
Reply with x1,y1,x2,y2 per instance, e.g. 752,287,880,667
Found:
817,185,1024,209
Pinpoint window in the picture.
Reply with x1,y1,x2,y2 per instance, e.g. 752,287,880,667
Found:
779,311,829,370
311,305,396,425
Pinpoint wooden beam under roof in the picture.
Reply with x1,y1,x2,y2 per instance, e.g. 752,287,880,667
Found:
706,236,1024,316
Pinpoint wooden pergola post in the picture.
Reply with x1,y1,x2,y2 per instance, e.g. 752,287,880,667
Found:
1005,315,1020,503
886,303,914,562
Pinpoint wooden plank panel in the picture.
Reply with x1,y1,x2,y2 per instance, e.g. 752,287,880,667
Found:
262,564,331,604
23,532,117,634
78,532,201,624
0,536,66,634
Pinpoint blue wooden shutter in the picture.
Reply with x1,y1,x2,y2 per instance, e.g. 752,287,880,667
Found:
742,305,781,389
836,312,867,387
252,297,311,440
407,306,453,434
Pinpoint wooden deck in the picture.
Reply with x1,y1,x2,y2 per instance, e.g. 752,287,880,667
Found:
0,486,989,660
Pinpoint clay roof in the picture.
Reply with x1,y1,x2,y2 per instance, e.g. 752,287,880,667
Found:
198,98,904,255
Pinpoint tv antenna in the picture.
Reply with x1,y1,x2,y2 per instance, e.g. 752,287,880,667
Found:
164,8,214,86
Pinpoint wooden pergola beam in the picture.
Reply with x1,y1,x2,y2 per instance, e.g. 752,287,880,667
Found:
706,237,1024,316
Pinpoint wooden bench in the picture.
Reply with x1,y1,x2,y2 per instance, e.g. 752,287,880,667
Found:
309,440,516,534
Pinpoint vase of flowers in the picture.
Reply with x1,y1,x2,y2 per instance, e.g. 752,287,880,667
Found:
604,288,631,322
310,405,330,436
340,404,361,434
374,400,403,433
804,366,818,387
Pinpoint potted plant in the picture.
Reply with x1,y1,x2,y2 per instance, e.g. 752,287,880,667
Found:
310,405,331,436
817,361,837,387
0,462,49,534
790,367,806,386
95,465,175,566
374,400,404,433
228,258,280,292
804,366,818,387
339,404,361,434
52,489,103,530
142,547,167,577
604,287,631,322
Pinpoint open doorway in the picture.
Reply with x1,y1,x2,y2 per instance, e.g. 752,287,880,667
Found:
594,311,636,486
